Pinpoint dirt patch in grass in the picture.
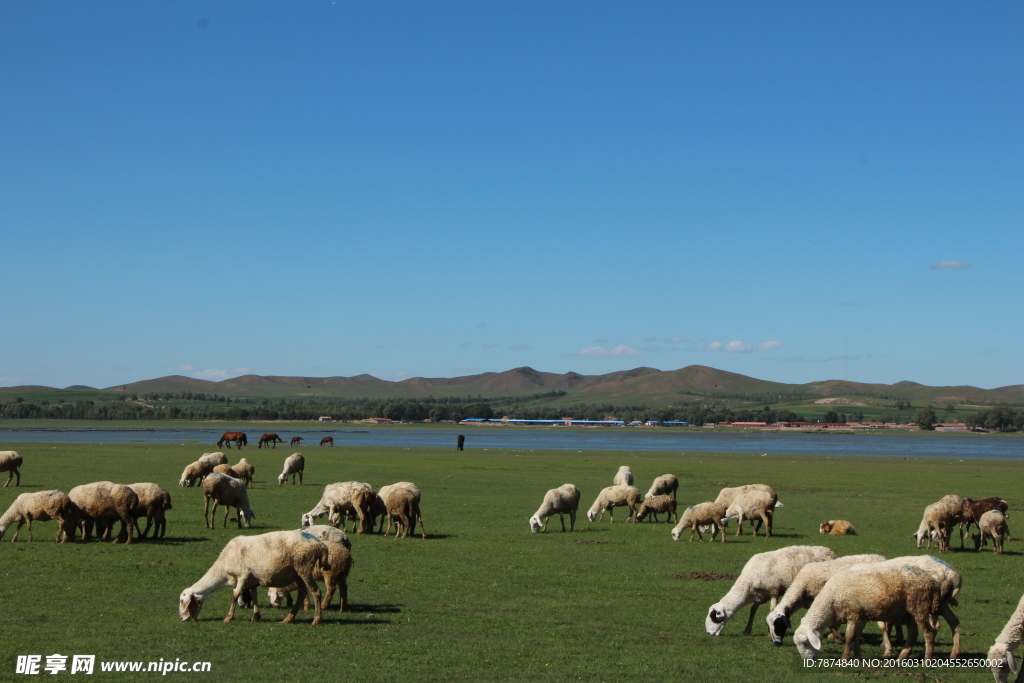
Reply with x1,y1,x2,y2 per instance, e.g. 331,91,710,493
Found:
675,572,737,580
573,540,610,545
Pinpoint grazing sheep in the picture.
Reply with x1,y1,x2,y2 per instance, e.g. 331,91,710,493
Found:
278,453,305,486
723,490,780,537
634,495,678,524
213,458,255,489
714,484,777,509
872,555,963,659
933,495,966,546
68,482,139,544
529,484,581,533
267,525,354,612
988,591,1024,683
792,563,943,661
586,485,641,523
127,482,172,540
613,466,634,487
820,520,856,535
912,502,954,552
382,485,427,539
671,502,728,542
179,460,214,488
766,554,888,645
645,473,679,500
963,497,1009,539
0,451,23,487
973,510,1010,555
199,452,228,467
706,545,838,636
178,529,329,625
302,481,376,534
202,473,255,529
0,490,81,542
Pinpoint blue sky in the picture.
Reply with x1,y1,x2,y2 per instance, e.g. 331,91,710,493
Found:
1,2,1020,390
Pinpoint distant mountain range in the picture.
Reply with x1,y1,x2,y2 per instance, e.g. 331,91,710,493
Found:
89,366,1024,406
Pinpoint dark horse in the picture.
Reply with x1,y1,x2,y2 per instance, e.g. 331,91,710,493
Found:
290,436,303,446
320,436,334,447
258,433,284,449
217,432,248,449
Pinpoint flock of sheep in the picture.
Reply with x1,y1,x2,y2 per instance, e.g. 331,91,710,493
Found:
528,464,1022,681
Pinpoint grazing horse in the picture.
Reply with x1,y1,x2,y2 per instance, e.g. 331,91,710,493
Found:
320,436,334,447
258,433,284,449
217,432,248,449
290,436,303,447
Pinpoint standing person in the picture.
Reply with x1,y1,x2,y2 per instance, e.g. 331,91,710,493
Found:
457,434,465,451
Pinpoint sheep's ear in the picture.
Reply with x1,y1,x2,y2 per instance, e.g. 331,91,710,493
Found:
1006,650,1017,676
807,631,821,652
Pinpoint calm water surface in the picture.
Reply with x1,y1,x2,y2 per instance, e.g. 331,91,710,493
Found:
0,426,1020,459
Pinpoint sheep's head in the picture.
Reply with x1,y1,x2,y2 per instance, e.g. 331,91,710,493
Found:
912,529,926,548
240,510,255,527
705,604,730,635
793,625,820,660
267,588,286,609
671,525,683,541
586,510,597,523
990,644,1017,683
277,473,287,485
528,516,543,533
179,591,202,621
819,522,832,534
766,610,791,645
301,512,316,528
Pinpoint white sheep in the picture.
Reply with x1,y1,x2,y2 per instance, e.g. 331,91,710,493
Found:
202,473,255,529
0,451,23,487
671,502,728,542
645,473,678,499
714,484,777,509
634,495,677,524
988,592,1024,683
179,460,213,488
613,466,634,487
586,485,641,523
529,484,580,533
912,502,953,552
974,510,1010,555
302,481,376,534
178,529,329,625
792,563,943,661
722,489,781,537
267,525,353,612
127,482,173,540
706,545,838,636
381,485,427,539
765,554,888,645
278,453,305,486
199,452,228,467
0,490,81,542
68,482,139,544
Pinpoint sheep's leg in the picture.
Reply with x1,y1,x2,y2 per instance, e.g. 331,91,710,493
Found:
597,509,606,523
298,471,303,485
878,622,893,656
742,602,761,636
734,514,744,536
942,603,961,659
558,514,565,532
897,619,918,661
690,528,698,542
230,505,239,529
567,510,574,532
718,521,727,543
26,517,33,542
121,513,134,544
139,515,153,540
282,581,306,624
203,497,212,529
303,576,323,626
249,587,262,622
225,581,244,623
2,471,11,487
337,576,348,612
11,520,24,542
760,512,771,538
919,617,936,661
320,575,336,611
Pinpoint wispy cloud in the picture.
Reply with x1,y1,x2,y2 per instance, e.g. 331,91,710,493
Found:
667,336,702,344
480,343,499,350
566,344,643,358
758,340,783,350
179,364,195,372
706,341,723,351
188,367,252,381
781,354,869,363
724,341,753,353
640,345,663,353
930,260,970,270
510,345,531,351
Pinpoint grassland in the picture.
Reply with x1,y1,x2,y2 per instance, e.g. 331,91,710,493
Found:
2,441,1022,682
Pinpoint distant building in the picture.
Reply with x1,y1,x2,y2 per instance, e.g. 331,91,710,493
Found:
318,416,332,422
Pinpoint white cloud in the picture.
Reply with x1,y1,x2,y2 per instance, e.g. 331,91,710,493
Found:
668,336,702,343
706,341,723,351
179,364,195,372
567,344,643,358
758,340,783,350
725,341,753,353
190,367,251,381
930,260,970,270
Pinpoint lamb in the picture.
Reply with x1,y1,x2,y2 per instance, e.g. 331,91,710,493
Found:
179,460,214,488
0,490,81,542
267,525,354,612
765,554,888,645
213,458,255,489
705,545,838,636
586,485,641,523
202,472,255,529
988,591,1024,683
820,520,856,535
912,502,954,552
613,466,633,487
381,485,427,539
671,502,728,542
973,510,1010,555
277,453,305,486
302,481,376,534
645,473,678,499
792,563,943,661
0,451,23,487
714,484,777,509
634,495,678,524
178,529,329,625
199,452,228,467
68,482,139,544
722,490,780,537
126,483,172,540
529,484,581,533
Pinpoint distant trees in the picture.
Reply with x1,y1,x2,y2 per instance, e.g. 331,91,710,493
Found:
915,407,937,430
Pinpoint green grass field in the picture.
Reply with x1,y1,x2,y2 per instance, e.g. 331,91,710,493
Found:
1,441,1021,682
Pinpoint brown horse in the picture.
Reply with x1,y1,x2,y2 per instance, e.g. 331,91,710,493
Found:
290,436,303,446
217,432,248,449
258,433,284,449
320,436,334,447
